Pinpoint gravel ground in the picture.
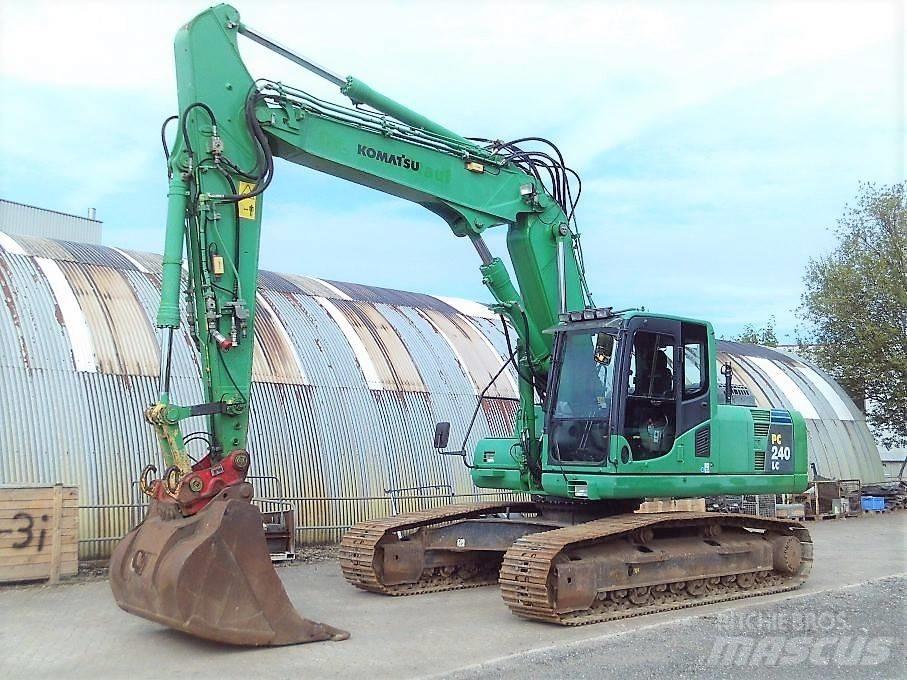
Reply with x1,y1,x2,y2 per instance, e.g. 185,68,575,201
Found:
442,575,906,680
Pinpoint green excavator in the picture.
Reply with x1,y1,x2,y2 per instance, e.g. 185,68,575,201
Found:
110,4,812,646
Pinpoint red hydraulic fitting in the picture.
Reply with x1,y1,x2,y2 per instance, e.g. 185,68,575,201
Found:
211,329,233,350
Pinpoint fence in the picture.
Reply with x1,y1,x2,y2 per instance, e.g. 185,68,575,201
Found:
76,486,529,561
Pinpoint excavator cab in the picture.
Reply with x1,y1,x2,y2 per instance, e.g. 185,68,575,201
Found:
547,310,710,466
474,306,807,501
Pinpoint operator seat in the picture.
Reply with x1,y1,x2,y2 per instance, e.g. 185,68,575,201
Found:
649,351,673,398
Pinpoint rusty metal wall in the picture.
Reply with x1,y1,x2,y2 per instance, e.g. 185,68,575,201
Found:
0,230,885,559
0,231,520,559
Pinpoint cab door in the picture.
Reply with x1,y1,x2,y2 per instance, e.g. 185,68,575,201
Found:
677,321,711,435
617,317,680,461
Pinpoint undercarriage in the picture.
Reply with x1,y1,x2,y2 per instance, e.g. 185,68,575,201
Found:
340,500,812,624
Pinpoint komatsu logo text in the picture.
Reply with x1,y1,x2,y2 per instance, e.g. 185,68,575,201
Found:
358,144,420,171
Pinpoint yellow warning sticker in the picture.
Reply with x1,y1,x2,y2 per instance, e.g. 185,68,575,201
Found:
237,181,257,220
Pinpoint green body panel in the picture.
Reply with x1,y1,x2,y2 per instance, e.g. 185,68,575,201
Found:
539,472,808,500
153,4,809,505
472,405,808,499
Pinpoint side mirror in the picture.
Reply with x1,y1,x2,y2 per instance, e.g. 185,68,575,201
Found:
433,422,451,449
594,333,614,364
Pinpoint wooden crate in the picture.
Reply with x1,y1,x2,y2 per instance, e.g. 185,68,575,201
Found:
637,498,706,513
775,503,806,520
0,485,78,583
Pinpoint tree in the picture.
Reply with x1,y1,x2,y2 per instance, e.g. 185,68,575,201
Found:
800,182,907,447
734,316,778,346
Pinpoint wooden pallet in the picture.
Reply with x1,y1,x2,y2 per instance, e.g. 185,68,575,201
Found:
805,513,845,521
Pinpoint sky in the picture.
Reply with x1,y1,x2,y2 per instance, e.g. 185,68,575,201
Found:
0,0,903,341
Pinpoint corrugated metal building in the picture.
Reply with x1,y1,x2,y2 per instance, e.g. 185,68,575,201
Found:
879,450,906,479
0,199,102,244
863,400,906,479
0,230,884,558
0,230,519,558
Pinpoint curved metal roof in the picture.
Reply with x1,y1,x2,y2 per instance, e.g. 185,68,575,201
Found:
0,230,884,558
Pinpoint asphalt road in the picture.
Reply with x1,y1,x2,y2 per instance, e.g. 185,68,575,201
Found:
0,512,904,680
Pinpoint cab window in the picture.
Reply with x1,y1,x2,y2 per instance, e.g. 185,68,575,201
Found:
681,322,708,399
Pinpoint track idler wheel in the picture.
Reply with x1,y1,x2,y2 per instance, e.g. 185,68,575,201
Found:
768,533,802,575
110,484,349,646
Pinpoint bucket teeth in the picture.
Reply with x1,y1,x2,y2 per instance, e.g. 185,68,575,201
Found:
110,487,348,646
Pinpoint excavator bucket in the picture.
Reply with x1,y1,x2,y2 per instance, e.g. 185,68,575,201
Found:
110,485,348,646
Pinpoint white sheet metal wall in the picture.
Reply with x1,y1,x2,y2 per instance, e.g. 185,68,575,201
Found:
0,199,102,244
0,231,884,558
716,341,884,483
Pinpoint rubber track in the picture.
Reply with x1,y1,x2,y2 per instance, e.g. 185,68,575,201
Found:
499,512,813,625
339,501,537,596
